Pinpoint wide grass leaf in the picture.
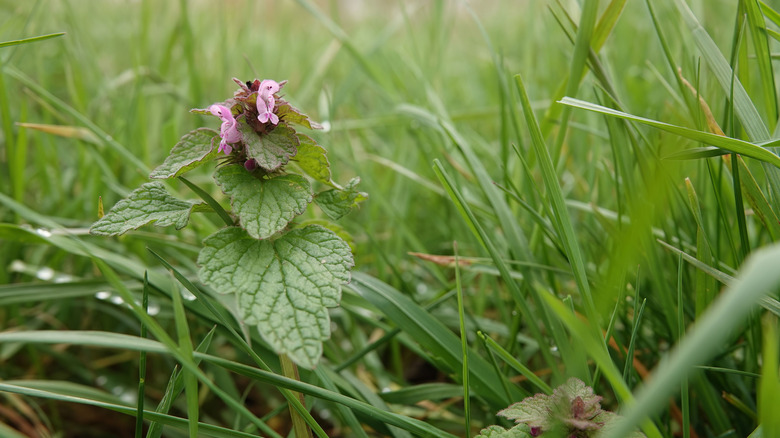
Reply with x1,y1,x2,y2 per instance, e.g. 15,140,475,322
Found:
197,225,353,368
149,128,219,179
214,164,312,239
90,182,203,236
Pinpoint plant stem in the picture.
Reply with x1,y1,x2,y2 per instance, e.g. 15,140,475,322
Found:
280,354,313,438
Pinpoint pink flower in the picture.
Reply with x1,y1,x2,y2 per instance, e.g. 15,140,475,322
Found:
209,104,241,154
256,79,282,125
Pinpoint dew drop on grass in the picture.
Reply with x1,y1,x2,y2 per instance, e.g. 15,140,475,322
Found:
54,274,73,283
147,302,161,316
36,267,55,281
95,291,111,300
110,295,125,305
35,228,52,238
119,392,135,404
181,288,196,301
9,260,26,272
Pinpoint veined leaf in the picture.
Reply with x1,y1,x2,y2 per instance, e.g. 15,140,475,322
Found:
150,128,219,179
89,182,203,236
197,226,353,368
214,164,312,239
276,102,323,130
241,122,299,172
314,177,367,220
474,425,532,438
294,133,338,187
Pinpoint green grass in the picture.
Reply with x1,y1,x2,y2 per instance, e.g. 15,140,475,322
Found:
1,0,780,437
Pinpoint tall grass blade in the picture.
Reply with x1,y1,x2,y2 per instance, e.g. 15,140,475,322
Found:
758,315,780,436
432,159,560,380
604,242,780,437
136,273,150,438
349,271,523,409
515,75,597,321
743,0,777,131
169,269,198,437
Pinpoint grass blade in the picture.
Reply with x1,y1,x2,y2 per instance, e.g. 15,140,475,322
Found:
516,74,597,321
349,271,524,409
0,32,65,49
560,97,780,169
604,242,780,437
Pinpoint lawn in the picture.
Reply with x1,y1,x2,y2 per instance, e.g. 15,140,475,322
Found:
1,1,780,437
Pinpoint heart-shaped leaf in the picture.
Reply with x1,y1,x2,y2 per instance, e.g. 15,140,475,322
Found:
241,122,299,172
293,134,338,187
314,177,368,220
214,164,312,239
198,225,353,368
90,182,202,236
150,128,219,179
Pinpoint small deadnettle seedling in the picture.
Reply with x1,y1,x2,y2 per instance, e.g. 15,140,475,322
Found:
476,378,646,438
91,78,367,369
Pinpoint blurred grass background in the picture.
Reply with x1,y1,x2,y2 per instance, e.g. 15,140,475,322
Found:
1,0,780,437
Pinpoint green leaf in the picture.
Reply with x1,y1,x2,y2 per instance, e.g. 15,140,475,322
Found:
499,392,552,431
314,177,368,220
90,182,202,236
474,425,532,438
214,164,312,239
559,97,780,169
241,122,299,172
149,128,219,179
197,225,353,368
276,102,323,130
294,133,338,187
0,32,65,49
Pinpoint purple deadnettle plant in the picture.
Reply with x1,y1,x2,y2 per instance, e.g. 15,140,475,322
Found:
91,77,367,370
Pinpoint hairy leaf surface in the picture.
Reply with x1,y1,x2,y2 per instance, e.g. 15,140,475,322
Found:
214,165,312,239
242,123,299,171
315,177,368,220
150,128,219,179
294,134,337,187
90,182,202,236
198,225,353,368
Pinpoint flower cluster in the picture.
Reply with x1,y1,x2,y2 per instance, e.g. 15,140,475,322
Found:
201,78,289,164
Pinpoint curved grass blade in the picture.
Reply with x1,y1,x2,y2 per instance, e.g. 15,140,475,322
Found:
178,176,234,227
349,271,524,409
559,97,780,169
0,382,256,438
0,32,65,49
